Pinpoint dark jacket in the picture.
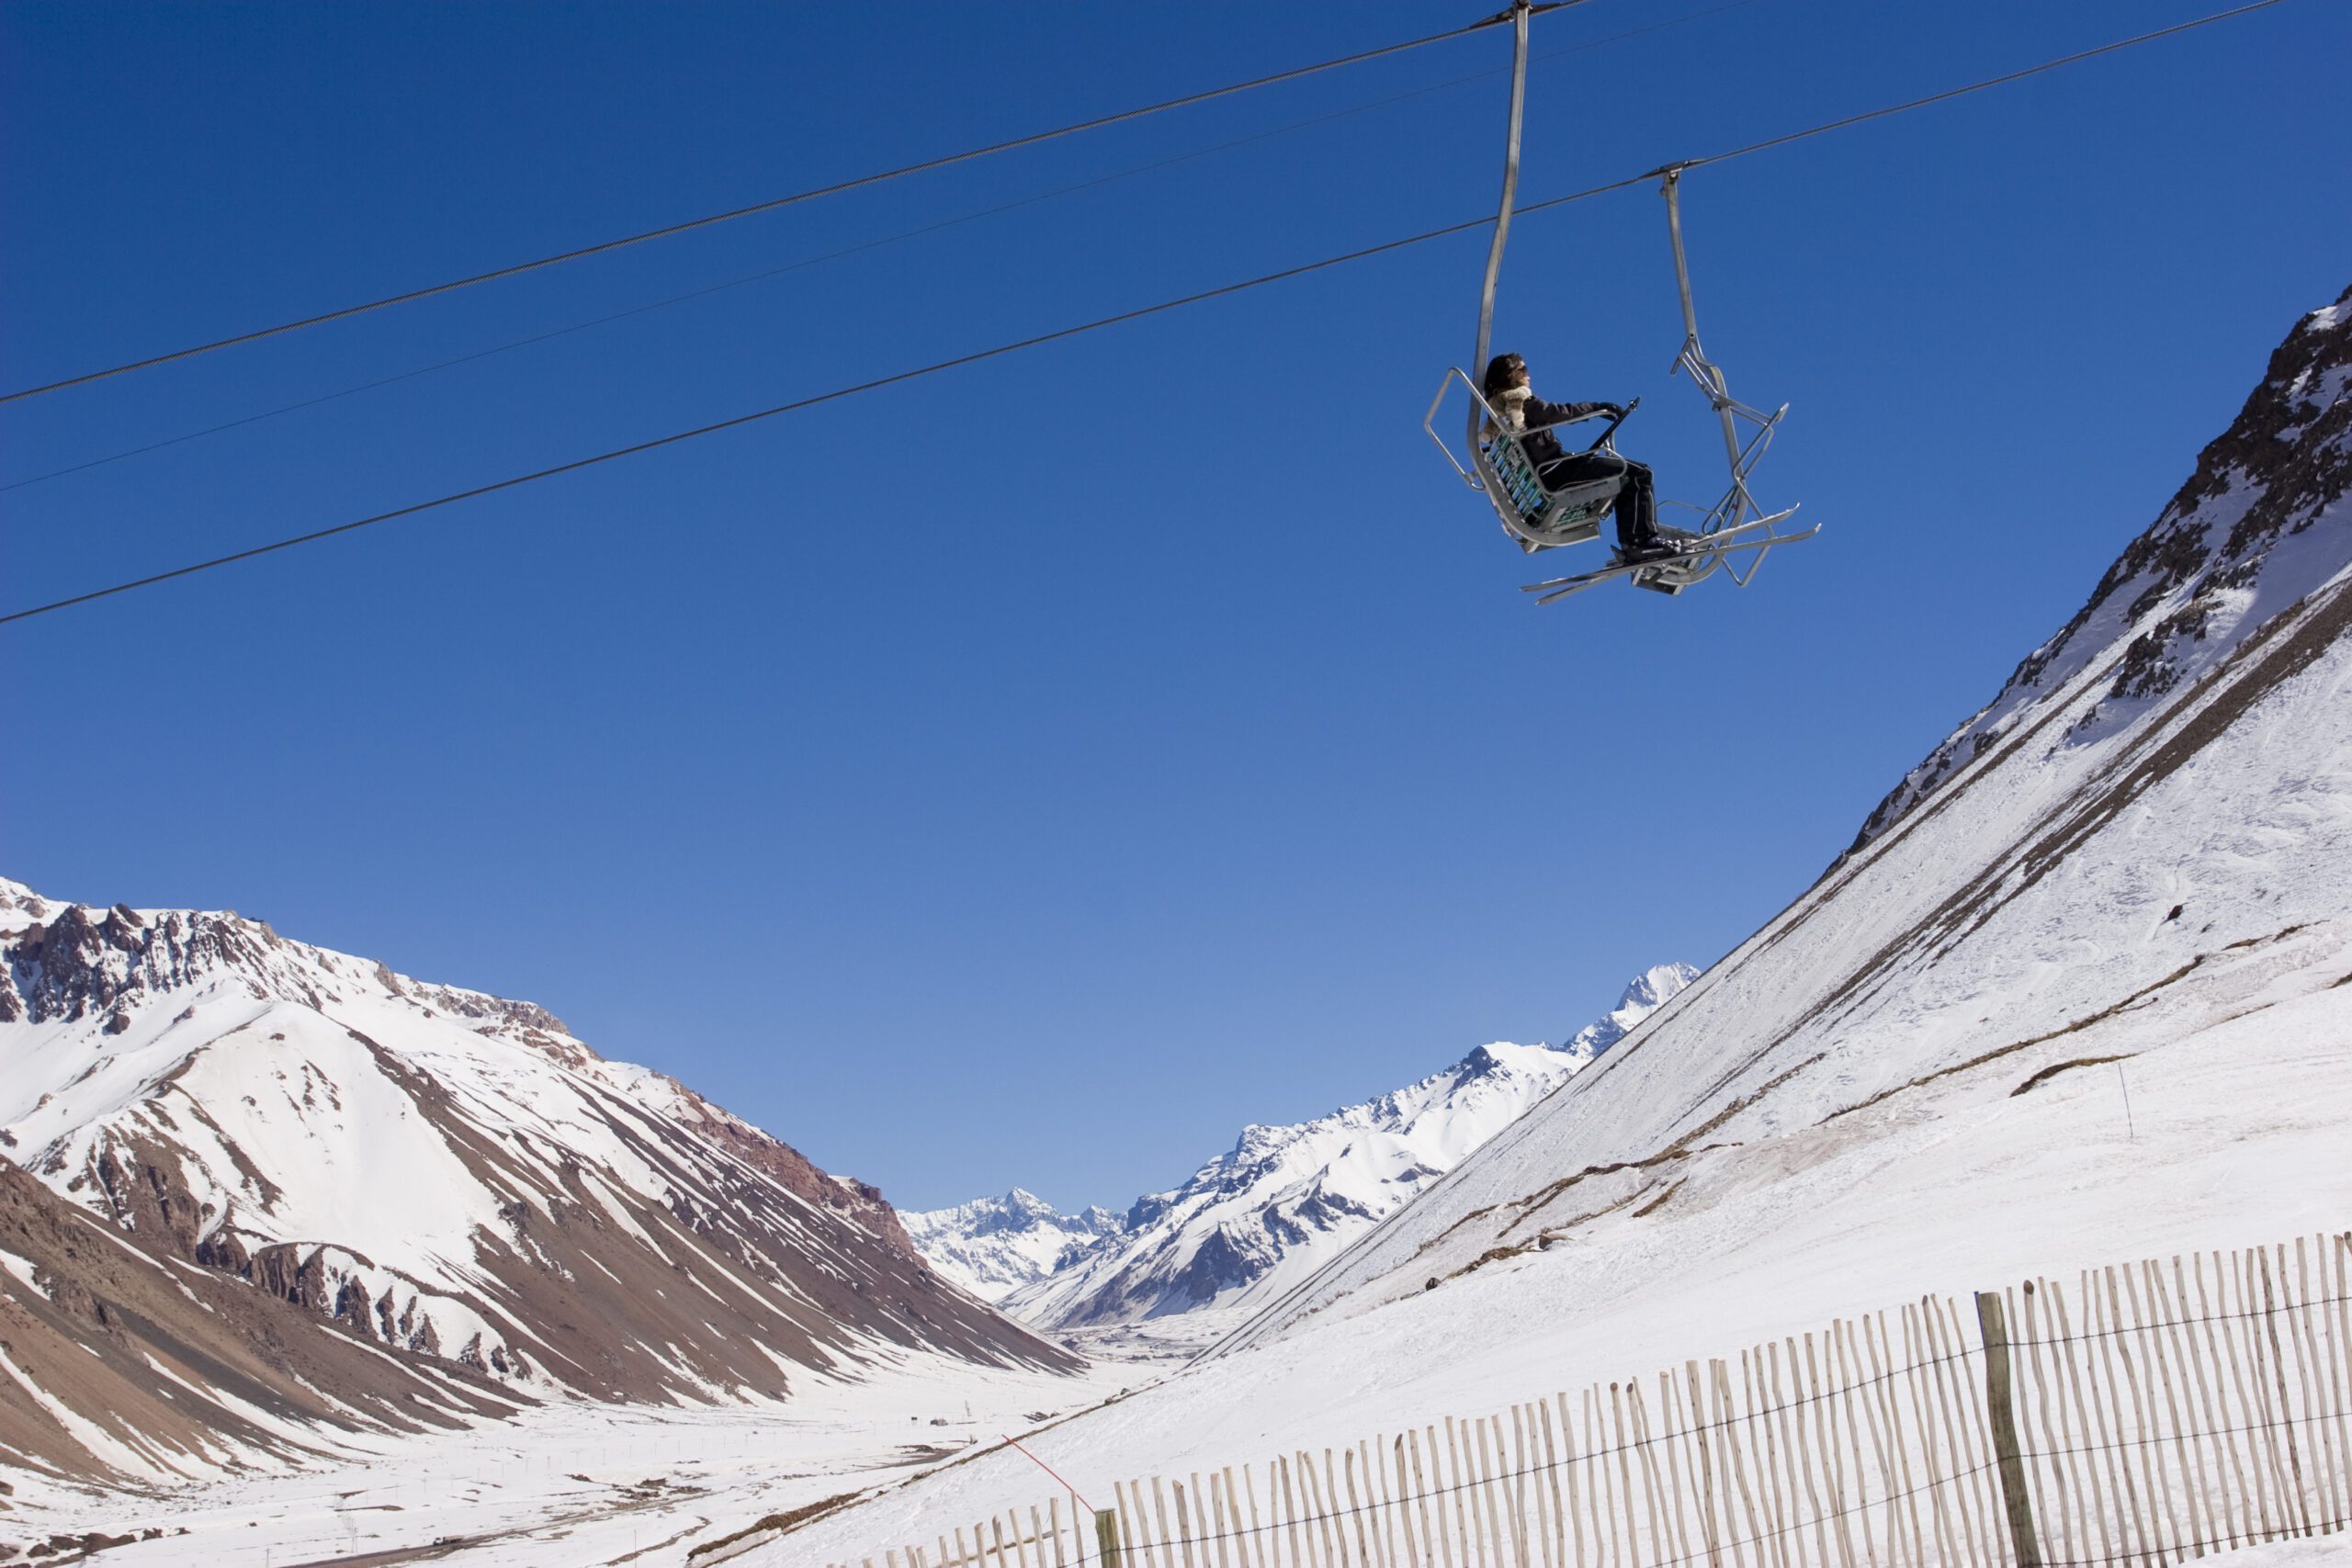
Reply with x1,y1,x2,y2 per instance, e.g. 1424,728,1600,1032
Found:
1489,389,1617,468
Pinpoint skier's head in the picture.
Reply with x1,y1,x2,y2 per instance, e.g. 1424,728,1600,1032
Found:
1483,353,1530,400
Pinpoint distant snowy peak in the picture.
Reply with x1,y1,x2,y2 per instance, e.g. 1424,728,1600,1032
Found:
900,1190,1125,1303
907,965,1696,1330
1560,962,1701,1060
1004,1039,1577,1328
1855,287,2352,847
958,1189,1122,1243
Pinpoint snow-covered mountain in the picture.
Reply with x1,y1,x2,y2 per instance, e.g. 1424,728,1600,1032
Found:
906,965,1695,1329
899,1190,1123,1303
1006,1042,1585,1329
0,883,1071,1480
1851,290,2352,849
1558,961,1697,1059
773,289,2352,1564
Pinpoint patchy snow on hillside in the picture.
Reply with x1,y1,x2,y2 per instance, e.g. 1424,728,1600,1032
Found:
0,885,1071,1484
1853,287,2352,846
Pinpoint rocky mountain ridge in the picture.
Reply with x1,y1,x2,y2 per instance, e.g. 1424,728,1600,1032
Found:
899,1190,1125,1304
0,880,1072,1481
1853,286,2352,846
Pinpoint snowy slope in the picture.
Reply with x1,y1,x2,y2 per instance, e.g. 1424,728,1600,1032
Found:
0,886,1073,1479
899,1190,1124,1303
766,290,2352,1563
927,965,1695,1331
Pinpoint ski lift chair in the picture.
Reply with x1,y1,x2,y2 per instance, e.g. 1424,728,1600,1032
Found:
1422,369,1638,553
1421,0,1815,608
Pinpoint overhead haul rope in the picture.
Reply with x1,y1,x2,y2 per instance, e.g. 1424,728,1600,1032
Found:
1466,1,1532,455
0,2,1600,407
0,0,2296,630
1,0,1773,498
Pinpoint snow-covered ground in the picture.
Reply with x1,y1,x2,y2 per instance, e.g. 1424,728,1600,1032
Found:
2224,1542,2352,1564
1,1350,1137,1566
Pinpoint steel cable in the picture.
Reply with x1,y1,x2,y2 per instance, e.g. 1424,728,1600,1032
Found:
1666,0,2297,176
0,0,1772,496
0,2,1599,406
0,0,2298,628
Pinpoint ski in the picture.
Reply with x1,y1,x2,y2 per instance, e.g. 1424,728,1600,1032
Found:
1520,513,1819,604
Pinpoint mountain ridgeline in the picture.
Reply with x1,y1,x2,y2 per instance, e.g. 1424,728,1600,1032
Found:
1853,283,2352,847
902,964,1697,1327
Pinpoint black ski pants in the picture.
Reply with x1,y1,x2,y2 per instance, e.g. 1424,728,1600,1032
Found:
1540,451,1657,548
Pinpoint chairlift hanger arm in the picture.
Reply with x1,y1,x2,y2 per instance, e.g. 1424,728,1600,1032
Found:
1648,163,1801,549
1465,0,1533,453
1657,168,1741,446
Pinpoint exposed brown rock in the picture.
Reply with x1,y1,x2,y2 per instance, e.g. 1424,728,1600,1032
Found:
1849,284,2352,851
0,886,1079,1482
0,1156,519,1482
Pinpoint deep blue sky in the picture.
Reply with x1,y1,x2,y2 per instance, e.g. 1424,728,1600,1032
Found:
4,1,2345,1213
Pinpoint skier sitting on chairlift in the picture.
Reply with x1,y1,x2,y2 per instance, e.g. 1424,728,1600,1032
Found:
1482,353,1676,562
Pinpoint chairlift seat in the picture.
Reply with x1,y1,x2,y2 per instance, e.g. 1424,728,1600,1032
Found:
1481,428,1619,549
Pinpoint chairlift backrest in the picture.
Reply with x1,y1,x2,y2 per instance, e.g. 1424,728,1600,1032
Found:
1487,418,1623,521
1483,430,1552,518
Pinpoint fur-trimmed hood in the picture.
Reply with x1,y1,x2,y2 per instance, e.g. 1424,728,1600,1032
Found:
1485,382,1534,438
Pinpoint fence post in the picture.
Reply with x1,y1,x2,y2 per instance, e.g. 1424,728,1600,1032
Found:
1976,1290,2045,1567
1095,1506,1121,1566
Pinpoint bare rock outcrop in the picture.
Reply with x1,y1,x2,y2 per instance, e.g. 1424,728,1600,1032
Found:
1852,284,2352,849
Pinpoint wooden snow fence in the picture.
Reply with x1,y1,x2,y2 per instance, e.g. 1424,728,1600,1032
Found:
827,1232,2352,1568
